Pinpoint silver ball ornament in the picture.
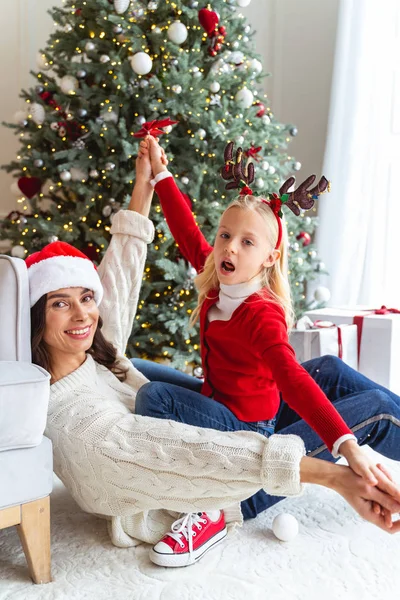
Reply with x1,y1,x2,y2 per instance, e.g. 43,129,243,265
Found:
172,84,182,94
102,205,113,217
268,166,276,175
293,161,302,171
309,250,317,259
89,169,99,179
135,115,146,125
181,176,189,185
33,159,44,168
105,162,116,171
255,177,264,190
100,55,110,63
48,235,59,243
197,128,206,139
77,108,87,118
85,41,96,52
262,115,271,125
139,79,149,88
261,161,269,171
60,170,72,182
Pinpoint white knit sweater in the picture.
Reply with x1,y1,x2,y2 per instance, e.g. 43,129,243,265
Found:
45,209,306,548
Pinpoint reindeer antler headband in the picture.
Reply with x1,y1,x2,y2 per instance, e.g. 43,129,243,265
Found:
220,141,330,249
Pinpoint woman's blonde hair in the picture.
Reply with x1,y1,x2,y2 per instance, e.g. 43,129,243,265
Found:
190,194,295,329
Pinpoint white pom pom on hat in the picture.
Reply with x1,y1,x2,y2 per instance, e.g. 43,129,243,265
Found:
25,241,103,308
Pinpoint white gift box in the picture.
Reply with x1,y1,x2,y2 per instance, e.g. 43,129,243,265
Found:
289,318,358,369
305,307,400,394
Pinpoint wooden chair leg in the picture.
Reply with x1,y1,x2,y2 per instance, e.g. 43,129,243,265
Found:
16,496,52,584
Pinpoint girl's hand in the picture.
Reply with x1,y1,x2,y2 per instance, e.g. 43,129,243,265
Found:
148,135,168,177
136,137,153,183
339,440,400,500
332,465,400,533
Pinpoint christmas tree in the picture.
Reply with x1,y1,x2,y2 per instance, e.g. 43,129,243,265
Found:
0,0,328,370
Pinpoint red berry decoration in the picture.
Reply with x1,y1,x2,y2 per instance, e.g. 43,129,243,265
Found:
296,231,311,246
218,26,227,36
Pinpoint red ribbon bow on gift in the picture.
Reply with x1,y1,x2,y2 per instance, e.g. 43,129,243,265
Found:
134,117,178,138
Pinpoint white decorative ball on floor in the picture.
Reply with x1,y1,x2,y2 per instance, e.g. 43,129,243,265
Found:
11,245,26,259
114,0,130,14
237,0,252,6
314,286,331,303
272,513,299,542
235,87,254,108
60,75,79,95
167,21,188,45
30,103,46,125
130,52,153,75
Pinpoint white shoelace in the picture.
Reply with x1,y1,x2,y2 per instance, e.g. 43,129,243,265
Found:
167,512,207,558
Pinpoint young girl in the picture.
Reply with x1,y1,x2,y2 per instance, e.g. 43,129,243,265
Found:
135,135,394,567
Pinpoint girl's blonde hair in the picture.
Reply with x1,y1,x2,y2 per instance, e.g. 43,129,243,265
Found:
190,195,295,329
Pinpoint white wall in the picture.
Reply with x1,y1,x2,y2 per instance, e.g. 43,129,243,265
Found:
0,0,339,219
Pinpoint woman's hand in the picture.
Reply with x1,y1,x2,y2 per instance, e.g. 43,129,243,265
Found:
339,440,398,495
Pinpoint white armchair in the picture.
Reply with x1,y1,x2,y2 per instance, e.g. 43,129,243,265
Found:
0,254,52,584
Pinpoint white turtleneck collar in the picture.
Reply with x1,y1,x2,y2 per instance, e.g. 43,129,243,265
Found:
208,276,263,323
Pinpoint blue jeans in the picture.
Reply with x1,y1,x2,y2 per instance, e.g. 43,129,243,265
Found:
133,356,400,520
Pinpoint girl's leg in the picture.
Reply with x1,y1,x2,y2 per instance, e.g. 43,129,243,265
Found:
276,355,400,432
136,381,261,433
245,388,400,520
301,355,400,405
132,358,203,392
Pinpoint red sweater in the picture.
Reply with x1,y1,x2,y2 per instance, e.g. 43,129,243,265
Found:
155,176,353,451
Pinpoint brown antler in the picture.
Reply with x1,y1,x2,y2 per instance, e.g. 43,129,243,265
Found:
279,175,329,216
220,141,255,191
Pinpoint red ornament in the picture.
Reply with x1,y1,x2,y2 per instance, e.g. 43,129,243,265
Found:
214,43,222,52
218,26,227,36
198,7,219,37
134,117,178,138
208,48,217,57
17,177,42,199
255,102,265,117
296,231,312,246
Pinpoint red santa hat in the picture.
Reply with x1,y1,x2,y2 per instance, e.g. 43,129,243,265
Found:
26,241,104,308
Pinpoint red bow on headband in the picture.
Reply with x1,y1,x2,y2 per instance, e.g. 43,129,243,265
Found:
134,117,178,138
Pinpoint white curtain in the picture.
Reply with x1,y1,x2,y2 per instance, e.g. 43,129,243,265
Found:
315,0,400,307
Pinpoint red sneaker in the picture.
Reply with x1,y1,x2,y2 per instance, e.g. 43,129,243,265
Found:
149,510,227,567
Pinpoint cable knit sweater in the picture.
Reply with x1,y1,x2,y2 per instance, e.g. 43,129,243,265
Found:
45,208,306,548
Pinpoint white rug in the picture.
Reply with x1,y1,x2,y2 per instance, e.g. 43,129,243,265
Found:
1,448,399,600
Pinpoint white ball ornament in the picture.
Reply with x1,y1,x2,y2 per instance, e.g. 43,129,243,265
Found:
314,286,331,303
237,0,252,6
167,21,188,45
261,161,270,171
163,125,173,134
255,177,264,190
172,84,182,94
89,169,100,179
268,166,276,175
36,52,51,71
235,135,244,145
181,176,189,185
197,128,206,139
235,87,254,109
262,114,271,125
30,103,45,125
60,170,72,182
100,54,110,63
114,0,130,14
139,79,149,88
11,245,26,259
60,75,79,95
272,514,299,542
130,52,153,75
249,58,262,74
210,81,220,93
230,51,244,65
101,109,119,123
293,161,302,171
85,41,96,52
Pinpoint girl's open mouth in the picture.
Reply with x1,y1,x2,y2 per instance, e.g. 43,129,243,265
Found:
221,260,235,273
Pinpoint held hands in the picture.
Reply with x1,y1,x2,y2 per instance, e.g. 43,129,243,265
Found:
136,135,168,182
339,439,400,526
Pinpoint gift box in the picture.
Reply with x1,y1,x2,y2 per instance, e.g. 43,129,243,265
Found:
289,317,358,369
305,306,400,393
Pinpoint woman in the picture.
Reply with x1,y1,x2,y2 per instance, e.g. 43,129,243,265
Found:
27,144,400,568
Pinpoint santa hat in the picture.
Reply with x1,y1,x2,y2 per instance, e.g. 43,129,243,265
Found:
26,241,104,308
